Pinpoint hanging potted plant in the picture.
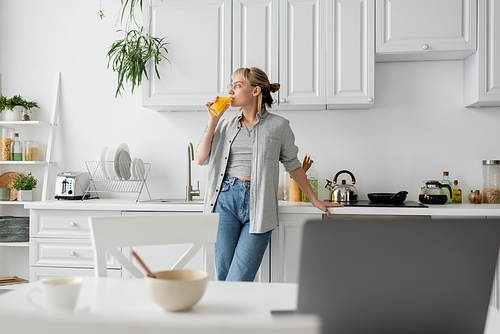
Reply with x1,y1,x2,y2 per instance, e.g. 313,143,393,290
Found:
103,0,170,97
1,95,39,121
12,172,37,201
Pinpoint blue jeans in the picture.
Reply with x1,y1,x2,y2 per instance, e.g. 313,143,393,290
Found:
214,174,272,281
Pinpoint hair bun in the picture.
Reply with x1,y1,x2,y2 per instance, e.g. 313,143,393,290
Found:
270,83,280,93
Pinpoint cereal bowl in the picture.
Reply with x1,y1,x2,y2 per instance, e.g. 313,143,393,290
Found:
145,269,208,312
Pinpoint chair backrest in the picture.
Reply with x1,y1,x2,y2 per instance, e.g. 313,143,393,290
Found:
89,213,219,279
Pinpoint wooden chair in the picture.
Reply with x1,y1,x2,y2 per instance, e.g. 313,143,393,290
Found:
89,213,219,280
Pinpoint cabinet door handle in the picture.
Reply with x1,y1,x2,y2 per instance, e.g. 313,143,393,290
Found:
279,98,286,104
69,222,76,227
367,97,374,103
422,44,429,50
69,251,77,257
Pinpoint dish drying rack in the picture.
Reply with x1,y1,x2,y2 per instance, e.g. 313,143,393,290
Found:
84,161,152,202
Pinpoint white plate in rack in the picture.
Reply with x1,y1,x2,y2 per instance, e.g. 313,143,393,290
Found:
105,146,116,180
114,143,130,180
100,146,109,179
118,150,132,180
131,157,138,180
136,158,145,180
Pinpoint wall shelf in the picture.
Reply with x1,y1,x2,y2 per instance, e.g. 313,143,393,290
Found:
0,242,29,247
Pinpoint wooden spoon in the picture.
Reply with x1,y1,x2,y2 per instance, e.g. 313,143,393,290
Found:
131,250,157,278
302,155,312,173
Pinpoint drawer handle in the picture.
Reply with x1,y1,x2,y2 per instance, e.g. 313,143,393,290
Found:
69,222,76,227
69,251,77,257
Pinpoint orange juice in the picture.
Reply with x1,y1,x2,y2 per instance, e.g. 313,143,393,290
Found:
209,97,232,116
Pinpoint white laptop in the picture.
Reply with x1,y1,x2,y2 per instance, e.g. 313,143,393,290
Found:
277,218,500,334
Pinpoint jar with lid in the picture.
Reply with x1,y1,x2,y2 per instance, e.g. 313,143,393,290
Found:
24,141,39,161
1,128,15,161
473,190,483,204
482,160,500,203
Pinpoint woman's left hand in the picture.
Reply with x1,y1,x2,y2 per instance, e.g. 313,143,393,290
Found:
311,199,343,218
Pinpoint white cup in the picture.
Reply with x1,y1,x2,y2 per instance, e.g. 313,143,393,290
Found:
27,277,83,313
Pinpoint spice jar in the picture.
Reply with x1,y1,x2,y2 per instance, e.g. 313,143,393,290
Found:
468,190,475,203
1,128,15,161
483,160,500,203
24,141,39,161
473,190,483,204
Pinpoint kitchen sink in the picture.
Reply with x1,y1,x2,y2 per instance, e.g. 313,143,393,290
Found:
140,199,204,204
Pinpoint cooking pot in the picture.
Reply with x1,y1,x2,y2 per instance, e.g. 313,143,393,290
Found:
325,170,358,202
367,191,408,204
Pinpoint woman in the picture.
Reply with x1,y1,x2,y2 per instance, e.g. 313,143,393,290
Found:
196,67,342,282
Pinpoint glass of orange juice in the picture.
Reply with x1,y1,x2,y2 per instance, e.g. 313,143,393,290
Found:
209,96,232,116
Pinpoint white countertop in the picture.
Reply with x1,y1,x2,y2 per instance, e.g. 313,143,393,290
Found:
24,199,500,216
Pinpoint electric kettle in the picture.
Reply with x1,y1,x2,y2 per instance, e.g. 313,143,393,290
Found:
325,170,358,202
419,180,452,204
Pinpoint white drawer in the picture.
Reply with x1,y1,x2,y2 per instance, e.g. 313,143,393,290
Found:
30,238,120,269
30,267,121,282
30,210,120,238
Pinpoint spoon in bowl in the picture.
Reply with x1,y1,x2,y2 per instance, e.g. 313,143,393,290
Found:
131,250,157,278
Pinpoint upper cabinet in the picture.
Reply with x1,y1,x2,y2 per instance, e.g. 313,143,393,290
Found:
233,0,327,110
327,0,374,108
145,0,373,111
278,0,326,108
376,0,477,62
464,0,500,107
142,0,232,111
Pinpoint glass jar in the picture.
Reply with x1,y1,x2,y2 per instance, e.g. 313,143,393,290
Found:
24,141,39,161
10,133,22,161
1,128,15,161
482,160,500,203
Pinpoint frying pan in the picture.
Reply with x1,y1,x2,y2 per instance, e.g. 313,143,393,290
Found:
367,191,408,204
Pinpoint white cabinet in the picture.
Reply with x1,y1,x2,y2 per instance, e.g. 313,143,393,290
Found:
278,0,326,108
464,0,500,107
327,0,374,108
29,210,121,282
142,0,232,111
271,213,321,283
376,0,477,61
147,0,373,110
233,0,279,82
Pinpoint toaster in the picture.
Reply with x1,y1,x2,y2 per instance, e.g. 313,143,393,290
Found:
55,172,90,200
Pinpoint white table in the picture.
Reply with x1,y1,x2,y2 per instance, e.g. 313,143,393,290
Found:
1,278,499,334
0,278,320,334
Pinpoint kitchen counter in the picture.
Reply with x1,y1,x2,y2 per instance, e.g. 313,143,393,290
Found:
280,201,500,216
24,199,500,216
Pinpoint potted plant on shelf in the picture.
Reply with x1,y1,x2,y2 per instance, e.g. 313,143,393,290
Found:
1,94,39,121
12,172,37,201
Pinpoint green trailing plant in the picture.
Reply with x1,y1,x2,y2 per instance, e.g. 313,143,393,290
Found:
0,94,39,111
107,28,169,97
101,1,169,97
12,173,37,191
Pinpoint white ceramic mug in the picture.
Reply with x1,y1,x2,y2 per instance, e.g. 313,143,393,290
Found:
27,277,83,312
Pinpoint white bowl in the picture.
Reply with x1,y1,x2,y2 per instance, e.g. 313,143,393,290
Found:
145,269,208,312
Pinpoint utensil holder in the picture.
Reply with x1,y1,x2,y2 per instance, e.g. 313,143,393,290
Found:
289,176,302,202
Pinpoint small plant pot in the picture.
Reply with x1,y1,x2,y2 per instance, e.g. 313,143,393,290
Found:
17,190,32,202
4,106,24,121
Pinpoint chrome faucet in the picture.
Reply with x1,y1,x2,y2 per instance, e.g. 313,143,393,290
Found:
186,142,200,201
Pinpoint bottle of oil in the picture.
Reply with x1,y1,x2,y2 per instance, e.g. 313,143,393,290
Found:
10,133,23,161
452,180,462,203
442,171,453,203
302,161,318,202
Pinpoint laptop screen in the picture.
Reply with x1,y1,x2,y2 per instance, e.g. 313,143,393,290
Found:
297,218,500,334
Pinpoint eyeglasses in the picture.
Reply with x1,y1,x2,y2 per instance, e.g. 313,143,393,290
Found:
227,83,244,91
227,83,257,91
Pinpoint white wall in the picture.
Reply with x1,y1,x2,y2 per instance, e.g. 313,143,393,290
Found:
1,1,499,204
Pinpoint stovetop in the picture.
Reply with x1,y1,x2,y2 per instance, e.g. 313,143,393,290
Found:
324,200,428,208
